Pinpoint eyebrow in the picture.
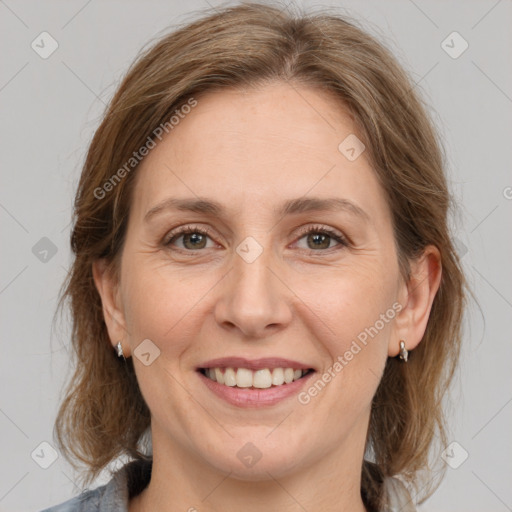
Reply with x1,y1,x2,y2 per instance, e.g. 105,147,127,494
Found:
144,196,370,223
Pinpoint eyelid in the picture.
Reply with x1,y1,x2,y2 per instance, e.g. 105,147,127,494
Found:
163,224,217,246
293,223,348,246
163,223,349,252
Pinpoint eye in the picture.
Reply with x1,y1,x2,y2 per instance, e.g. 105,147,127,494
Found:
293,224,348,252
163,224,348,253
163,225,216,251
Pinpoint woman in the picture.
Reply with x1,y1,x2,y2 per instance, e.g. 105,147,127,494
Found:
42,2,467,511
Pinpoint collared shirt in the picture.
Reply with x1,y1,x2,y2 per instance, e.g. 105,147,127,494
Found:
40,458,152,512
40,458,416,511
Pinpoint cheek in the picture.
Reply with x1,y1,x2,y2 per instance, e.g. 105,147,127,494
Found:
290,259,398,416
293,268,396,421
294,258,397,342
121,259,217,354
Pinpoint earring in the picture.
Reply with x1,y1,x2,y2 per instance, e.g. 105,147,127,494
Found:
399,340,408,362
116,341,126,360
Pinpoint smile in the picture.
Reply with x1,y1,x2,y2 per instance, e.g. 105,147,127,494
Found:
199,367,313,389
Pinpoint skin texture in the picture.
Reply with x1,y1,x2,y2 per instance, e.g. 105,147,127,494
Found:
93,81,441,512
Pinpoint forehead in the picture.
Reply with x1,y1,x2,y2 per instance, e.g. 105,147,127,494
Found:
130,82,389,225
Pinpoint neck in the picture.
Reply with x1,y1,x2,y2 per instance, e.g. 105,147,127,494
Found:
130,426,368,512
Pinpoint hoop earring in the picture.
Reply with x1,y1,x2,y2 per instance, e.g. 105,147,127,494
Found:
399,340,408,362
116,341,126,360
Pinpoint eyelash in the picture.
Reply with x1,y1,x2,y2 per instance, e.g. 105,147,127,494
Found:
163,224,349,254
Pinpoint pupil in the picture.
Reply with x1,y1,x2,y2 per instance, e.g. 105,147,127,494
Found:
309,233,329,249
185,233,206,249
182,232,330,250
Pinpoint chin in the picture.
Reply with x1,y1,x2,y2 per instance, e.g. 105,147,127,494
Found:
209,453,303,482
198,433,309,481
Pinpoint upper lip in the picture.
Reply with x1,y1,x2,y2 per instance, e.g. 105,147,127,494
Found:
197,357,315,371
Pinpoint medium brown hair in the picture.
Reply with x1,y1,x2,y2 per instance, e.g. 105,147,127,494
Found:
54,2,468,508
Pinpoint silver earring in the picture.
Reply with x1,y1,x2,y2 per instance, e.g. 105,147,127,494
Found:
399,340,408,362
116,341,126,360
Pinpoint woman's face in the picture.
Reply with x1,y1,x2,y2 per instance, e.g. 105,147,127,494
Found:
97,81,412,480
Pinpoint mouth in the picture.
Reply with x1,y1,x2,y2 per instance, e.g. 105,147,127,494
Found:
195,357,317,407
198,366,315,390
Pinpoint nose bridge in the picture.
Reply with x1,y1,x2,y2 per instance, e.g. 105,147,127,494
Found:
236,235,273,291
233,233,279,309
215,232,292,336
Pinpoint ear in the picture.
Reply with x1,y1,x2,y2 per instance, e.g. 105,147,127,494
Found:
389,245,442,357
92,258,130,357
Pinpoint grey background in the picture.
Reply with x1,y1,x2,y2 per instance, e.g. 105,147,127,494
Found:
1,0,511,511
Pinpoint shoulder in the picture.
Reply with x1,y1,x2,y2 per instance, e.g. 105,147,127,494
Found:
39,458,152,512
39,484,108,512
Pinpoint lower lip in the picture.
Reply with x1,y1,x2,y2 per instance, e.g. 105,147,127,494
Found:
197,370,316,408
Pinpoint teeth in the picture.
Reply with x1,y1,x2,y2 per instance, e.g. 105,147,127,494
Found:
214,368,225,385
271,368,284,386
203,367,309,389
253,369,272,389
236,368,253,388
224,367,237,387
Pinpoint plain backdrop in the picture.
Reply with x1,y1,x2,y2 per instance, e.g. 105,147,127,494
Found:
1,1,511,511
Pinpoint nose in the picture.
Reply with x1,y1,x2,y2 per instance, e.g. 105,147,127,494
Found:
214,240,293,339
